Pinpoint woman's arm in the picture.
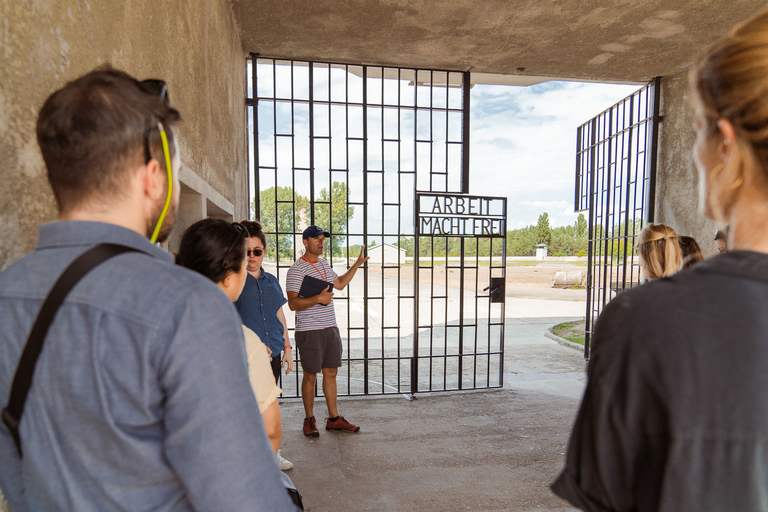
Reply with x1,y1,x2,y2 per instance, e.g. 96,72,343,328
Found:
276,307,293,375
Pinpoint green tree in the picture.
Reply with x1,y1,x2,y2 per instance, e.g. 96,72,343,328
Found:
576,213,588,239
315,181,355,259
536,212,552,246
253,186,309,262
506,226,538,256
395,236,414,257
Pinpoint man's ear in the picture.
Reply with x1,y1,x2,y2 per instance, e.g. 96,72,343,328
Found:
138,159,165,202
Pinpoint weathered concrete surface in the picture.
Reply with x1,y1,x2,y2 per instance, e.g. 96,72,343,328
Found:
0,0,247,269
232,0,766,83
280,316,586,511
656,69,719,256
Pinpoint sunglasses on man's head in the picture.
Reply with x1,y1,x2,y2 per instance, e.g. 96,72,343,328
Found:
140,79,170,164
247,249,264,257
140,79,170,103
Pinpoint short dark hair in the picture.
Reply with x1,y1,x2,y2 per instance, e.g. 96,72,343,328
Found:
241,219,267,248
36,65,182,213
679,235,705,269
175,219,246,284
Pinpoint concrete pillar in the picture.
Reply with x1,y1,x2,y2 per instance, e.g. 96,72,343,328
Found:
655,69,719,256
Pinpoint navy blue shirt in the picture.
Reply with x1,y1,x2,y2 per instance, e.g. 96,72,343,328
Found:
235,269,288,356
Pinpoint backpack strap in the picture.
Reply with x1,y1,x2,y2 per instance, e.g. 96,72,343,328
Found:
2,243,145,457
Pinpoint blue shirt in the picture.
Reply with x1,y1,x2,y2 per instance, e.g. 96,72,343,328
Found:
235,270,288,356
0,221,295,512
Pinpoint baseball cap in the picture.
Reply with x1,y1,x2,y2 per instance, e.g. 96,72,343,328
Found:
302,225,331,239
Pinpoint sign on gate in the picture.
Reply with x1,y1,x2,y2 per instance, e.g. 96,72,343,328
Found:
417,194,506,237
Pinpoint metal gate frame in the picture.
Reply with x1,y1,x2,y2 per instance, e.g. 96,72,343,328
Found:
247,55,505,396
575,77,662,359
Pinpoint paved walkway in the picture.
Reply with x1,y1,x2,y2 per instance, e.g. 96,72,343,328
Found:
280,314,586,511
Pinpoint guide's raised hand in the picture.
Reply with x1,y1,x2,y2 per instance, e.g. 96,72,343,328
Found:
356,245,370,267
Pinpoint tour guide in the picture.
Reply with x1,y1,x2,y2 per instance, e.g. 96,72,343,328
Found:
286,226,368,436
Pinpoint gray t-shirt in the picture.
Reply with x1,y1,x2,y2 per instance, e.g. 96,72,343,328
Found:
553,251,768,511
0,221,295,511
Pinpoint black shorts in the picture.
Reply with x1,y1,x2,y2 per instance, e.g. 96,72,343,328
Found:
270,354,281,383
295,327,342,373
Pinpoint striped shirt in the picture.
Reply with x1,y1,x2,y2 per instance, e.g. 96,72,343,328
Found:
286,257,338,332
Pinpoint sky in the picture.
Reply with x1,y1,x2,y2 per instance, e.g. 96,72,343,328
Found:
248,61,642,237
468,81,641,229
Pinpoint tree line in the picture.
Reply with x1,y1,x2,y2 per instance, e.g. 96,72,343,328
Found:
254,185,594,259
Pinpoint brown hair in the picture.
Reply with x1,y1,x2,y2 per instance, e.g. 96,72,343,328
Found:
636,223,683,280
36,65,182,214
678,236,705,270
691,10,768,221
240,219,267,248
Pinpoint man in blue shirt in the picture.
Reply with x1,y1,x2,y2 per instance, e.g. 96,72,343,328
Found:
236,220,294,471
0,67,295,511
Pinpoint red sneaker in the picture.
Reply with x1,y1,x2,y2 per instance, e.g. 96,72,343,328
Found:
303,416,319,437
325,416,360,433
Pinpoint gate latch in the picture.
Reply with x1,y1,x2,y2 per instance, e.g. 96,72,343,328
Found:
483,277,506,303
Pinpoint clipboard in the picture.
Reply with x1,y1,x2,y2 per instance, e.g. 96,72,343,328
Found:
298,275,334,304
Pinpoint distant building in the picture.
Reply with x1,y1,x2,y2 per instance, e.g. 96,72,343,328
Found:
367,243,407,265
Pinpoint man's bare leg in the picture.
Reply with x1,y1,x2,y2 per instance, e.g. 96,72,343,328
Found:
302,371,316,418
322,367,339,418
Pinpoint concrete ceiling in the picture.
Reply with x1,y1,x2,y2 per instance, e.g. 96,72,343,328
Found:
231,0,767,85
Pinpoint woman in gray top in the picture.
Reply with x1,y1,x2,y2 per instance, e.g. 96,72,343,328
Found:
553,8,768,511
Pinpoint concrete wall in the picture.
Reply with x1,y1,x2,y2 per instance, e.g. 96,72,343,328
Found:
0,0,248,269
655,69,719,256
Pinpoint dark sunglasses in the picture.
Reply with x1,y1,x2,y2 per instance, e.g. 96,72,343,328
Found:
140,79,170,164
222,223,248,269
247,248,264,257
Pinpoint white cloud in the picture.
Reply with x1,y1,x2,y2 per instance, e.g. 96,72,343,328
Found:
468,81,641,226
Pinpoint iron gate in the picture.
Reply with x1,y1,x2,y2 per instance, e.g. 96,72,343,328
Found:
246,56,507,396
575,78,661,359
414,193,507,392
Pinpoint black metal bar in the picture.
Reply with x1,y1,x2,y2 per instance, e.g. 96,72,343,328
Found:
250,54,260,218
362,66,369,395
413,194,420,394
647,77,662,221
461,71,471,194
584,118,597,358
458,237,465,389
309,64,315,226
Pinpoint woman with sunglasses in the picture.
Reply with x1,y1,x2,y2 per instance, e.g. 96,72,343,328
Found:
175,219,283,457
235,220,294,471
553,9,768,510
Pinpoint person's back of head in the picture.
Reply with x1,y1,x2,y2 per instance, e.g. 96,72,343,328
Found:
176,219,247,284
679,235,705,269
37,65,181,217
637,223,683,280
692,11,768,225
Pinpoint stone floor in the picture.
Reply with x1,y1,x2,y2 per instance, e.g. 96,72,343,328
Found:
279,316,586,511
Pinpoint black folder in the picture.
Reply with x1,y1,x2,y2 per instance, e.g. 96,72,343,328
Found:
298,275,334,302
